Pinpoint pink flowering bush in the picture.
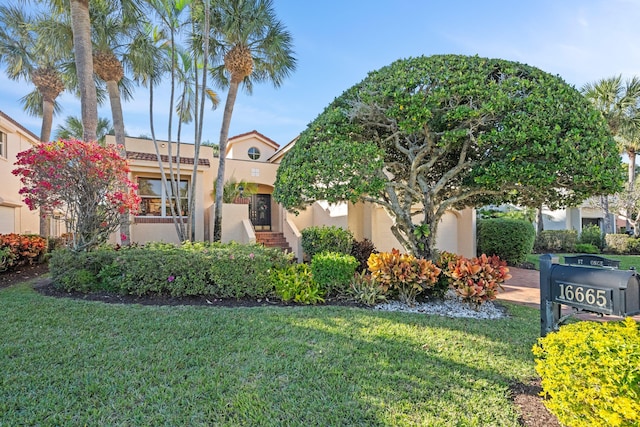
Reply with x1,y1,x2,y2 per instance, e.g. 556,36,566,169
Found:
13,139,140,251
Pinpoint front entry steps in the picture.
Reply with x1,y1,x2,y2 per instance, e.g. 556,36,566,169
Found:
255,231,292,253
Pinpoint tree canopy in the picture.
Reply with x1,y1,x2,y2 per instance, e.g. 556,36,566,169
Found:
273,54,624,258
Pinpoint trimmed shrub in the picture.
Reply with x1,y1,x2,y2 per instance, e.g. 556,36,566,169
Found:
301,225,353,261
477,218,535,265
50,247,118,291
311,251,359,295
627,237,640,255
605,233,630,254
350,238,377,273
206,244,293,298
270,263,325,304
367,249,441,306
534,229,578,253
579,224,604,250
574,243,600,254
100,246,213,296
445,254,511,306
50,242,293,299
533,318,640,427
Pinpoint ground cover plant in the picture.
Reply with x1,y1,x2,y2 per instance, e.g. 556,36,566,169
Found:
1,280,541,426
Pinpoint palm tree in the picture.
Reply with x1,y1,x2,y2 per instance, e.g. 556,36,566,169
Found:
60,0,98,142
43,0,142,142
55,115,113,144
173,47,220,143
0,6,66,143
582,76,640,233
582,76,640,185
209,0,296,241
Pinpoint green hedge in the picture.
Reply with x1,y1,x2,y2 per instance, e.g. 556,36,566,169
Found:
579,224,604,250
604,233,640,255
310,251,358,295
50,242,294,298
477,218,535,265
534,230,578,253
301,226,353,261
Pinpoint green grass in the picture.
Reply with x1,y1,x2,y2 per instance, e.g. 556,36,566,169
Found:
525,253,640,271
0,281,541,426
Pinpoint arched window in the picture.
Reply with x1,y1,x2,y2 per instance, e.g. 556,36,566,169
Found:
248,147,261,160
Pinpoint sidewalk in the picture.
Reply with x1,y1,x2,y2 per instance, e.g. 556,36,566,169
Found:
498,267,640,322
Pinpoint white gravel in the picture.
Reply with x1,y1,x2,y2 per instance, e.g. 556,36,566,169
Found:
374,291,507,319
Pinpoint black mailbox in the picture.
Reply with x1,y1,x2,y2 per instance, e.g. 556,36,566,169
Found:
540,254,640,336
549,265,639,316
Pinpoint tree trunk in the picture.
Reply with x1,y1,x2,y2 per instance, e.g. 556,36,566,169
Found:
628,149,637,236
213,81,240,242
536,205,544,234
190,0,210,242
106,79,131,245
70,0,98,142
40,99,54,143
38,99,55,237
601,195,613,235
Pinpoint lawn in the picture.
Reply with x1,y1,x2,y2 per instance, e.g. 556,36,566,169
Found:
525,253,640,271
0,281,540,426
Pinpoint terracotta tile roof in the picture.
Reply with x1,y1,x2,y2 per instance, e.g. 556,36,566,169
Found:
126,151,210,166
228,130,280,149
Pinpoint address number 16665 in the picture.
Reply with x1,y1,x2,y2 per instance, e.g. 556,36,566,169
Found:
556,283,609,308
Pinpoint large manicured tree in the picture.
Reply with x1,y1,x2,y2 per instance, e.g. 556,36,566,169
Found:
12,139,140,252
274,55,623,259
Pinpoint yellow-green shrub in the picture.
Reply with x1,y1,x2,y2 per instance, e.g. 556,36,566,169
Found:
532,318,640,427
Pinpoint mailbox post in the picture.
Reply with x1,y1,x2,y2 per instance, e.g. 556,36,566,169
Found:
540,254,640,336
540,254,561,336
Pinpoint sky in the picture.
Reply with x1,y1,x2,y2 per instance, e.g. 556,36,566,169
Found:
2,0,640,148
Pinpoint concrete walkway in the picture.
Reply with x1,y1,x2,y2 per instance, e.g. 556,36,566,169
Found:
498,267,640,322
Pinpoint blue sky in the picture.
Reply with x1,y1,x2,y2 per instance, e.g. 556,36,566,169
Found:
2,0,640,148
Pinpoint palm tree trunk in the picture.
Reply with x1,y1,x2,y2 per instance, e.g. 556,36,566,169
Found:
106,79,131,245
38,99,56,237
190,0,210,242
40,99,54,143
70,0,98,142
213,81,240,242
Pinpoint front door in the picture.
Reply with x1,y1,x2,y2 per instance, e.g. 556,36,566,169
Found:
250,194,271,231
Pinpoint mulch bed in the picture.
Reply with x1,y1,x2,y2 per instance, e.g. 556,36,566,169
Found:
2,263,561,427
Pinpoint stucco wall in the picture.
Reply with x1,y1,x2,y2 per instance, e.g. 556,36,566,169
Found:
0,113,40,235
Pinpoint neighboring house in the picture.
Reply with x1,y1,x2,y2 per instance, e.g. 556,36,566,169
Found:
110,131,476,260
539,205,618,234
0,111,41,235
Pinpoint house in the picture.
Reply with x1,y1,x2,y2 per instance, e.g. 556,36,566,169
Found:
0,111,41,235
539,205,619,235
110,131,476,260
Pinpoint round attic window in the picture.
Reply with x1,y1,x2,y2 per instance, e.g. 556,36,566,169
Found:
248,146,261,160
